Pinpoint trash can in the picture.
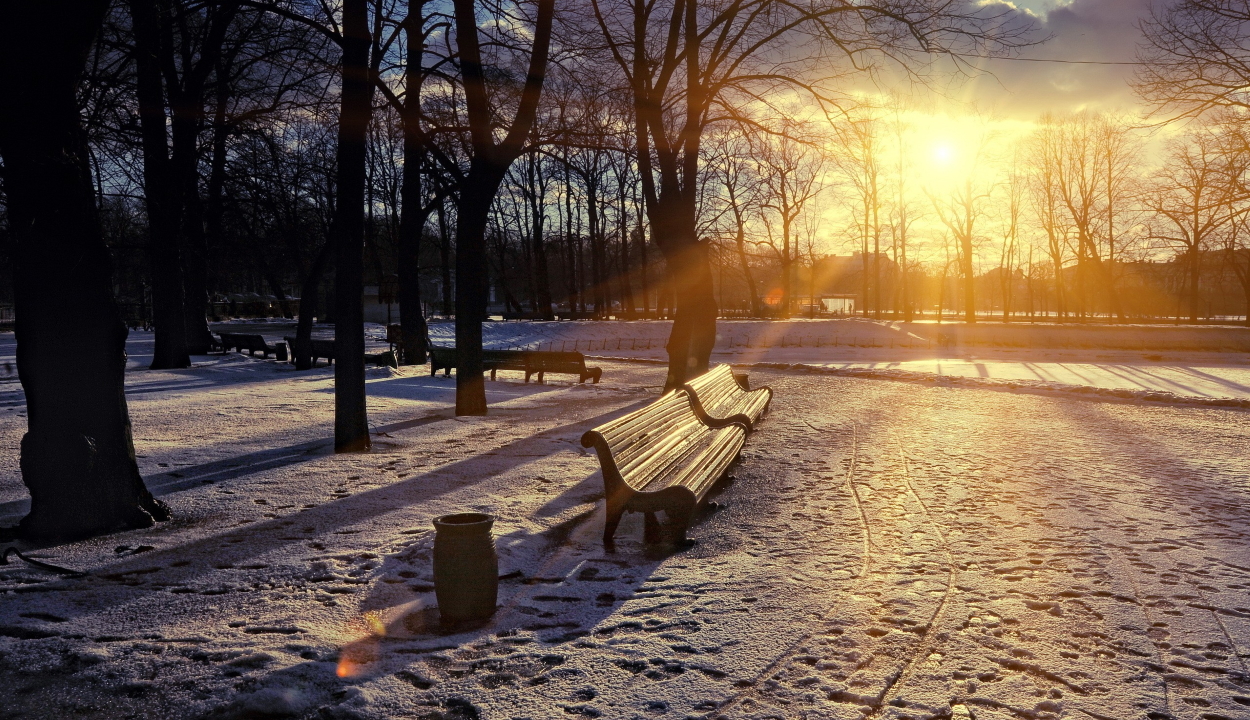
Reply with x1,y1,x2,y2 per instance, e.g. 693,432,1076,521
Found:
432,513,498,625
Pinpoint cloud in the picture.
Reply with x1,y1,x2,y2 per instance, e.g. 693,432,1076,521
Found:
947,0,1155,117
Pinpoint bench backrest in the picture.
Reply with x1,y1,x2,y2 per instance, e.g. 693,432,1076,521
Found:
581,391,708,492
482,349,529,368
684,364,741,413
528,351,586,371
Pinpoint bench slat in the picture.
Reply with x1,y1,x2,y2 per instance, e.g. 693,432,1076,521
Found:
682,364,772,431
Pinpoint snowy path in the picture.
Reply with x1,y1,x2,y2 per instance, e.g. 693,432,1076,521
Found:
2,360,1249,719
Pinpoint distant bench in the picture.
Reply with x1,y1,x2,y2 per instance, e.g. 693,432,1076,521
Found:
429,347,601,384
218,333,286,360
284,336,336,367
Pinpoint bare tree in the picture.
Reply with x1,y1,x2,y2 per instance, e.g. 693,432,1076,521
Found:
833,112,884,319
706,130,763,317
589,0,1032,387
449,0,555,415
1143,123,1246,322
1135,0,1250,120
752,125,828,317
928,134,994,324
0,0,170,538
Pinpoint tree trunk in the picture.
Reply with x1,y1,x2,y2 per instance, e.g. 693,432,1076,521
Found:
651,193,716,390
781,219,792,317
961,234,976,324
129,0,190,369
455,161,508,415
204,68,230,320
294,242,331,369
527,156,554,319
0,0,170,539
181,166,212,352
735,234,760,317
397,4,430,364
437,200,453,316
332,0,374,452
397,169,431,363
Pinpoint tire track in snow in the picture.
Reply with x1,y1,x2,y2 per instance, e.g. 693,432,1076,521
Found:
866,433,960,714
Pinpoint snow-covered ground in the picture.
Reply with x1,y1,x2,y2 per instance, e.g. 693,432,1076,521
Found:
1,325,1249,719
432,319,1250,405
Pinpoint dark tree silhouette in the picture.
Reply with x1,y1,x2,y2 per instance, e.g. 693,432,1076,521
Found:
0,0,170,538
332,0,375,452
451,0,556,415
1136,0,1250,119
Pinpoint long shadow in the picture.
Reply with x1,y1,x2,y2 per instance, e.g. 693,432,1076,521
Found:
1044,399,1250,553
0,361,325,409
0,414,454,521
1163,365,1250,394
0,400,652,626
1092,363,1202,395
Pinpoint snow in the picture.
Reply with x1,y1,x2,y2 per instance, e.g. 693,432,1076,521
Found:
0,322,1249,719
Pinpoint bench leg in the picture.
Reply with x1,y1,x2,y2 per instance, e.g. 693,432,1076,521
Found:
643,512,662,544
490,368,497,381
603,500,626,547
666,506,694,545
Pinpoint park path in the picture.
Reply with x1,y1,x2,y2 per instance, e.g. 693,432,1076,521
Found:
1,364,1249,719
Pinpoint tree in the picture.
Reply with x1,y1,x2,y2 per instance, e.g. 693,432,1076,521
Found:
1135,0,1250,120
1143,123,1246,322
833,113,884,319
331,0,376,452
1028,113,1137,320
752,126,828,317
1025,119,1073,320
0,0,170,538
127,0,244,365
928,133,994,324
589,0,1031,387
707,130,763,317
450,0,556,415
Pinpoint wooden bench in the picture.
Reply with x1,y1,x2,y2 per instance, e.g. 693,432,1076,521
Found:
218,332,286,360
581,391,747,545
285,336,336,367
429,347,601,383
681,364,771,432
525,351,601,383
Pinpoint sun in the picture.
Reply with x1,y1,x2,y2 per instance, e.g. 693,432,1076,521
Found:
932,143,956,165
